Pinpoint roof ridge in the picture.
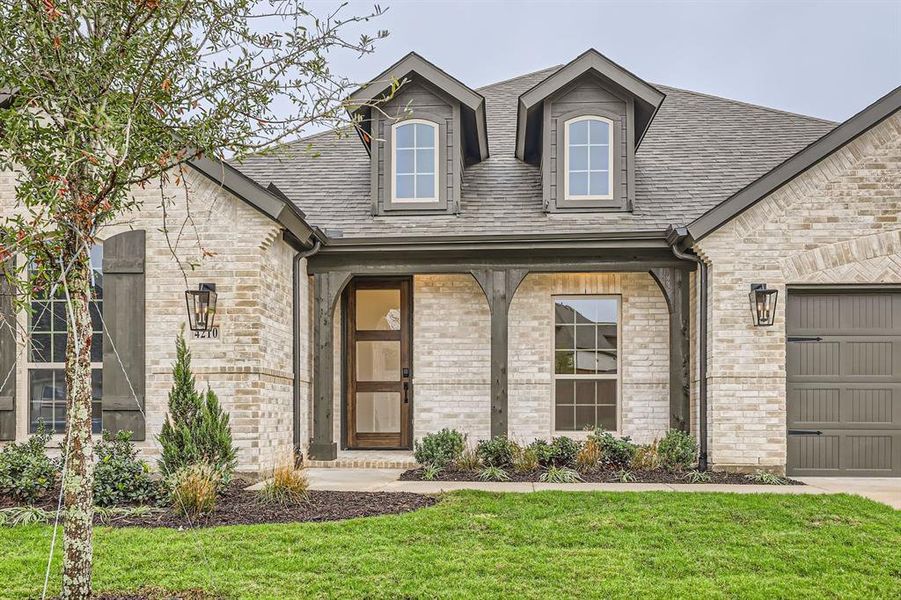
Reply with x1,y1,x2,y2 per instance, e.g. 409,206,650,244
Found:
655,83,837,125
475,65,562,92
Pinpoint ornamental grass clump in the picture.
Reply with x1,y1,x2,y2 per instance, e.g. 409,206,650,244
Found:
169,463,220,519
158,331,237,484
0,423,59,503
477,465,511,482
455,446,482,471
414,429,465,468
631,440,662,471
259,463,310,506
539,466,583,483
512,445,539,474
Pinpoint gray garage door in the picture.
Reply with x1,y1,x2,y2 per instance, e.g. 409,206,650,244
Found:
786,290,901,477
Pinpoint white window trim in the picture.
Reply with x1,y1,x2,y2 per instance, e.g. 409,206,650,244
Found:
25,244,104,436
563,115,614,201
550,294,622,436
391,119,440,203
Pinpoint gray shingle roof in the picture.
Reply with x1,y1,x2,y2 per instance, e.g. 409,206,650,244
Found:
232,66,836,239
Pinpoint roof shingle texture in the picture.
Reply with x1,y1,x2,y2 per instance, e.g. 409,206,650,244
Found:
233,66,836,239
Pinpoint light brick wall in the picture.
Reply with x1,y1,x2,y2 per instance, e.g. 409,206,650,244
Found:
1,168,303,474
695,113,901,473
508,273,670,444
412,274,491,443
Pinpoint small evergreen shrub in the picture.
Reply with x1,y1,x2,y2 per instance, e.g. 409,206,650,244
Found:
259,463,309,506
0,423,59,503
414,429,465,468
93,430,159,507
158,331,237,483
587,429,637,468
169,462,220,519
528,437,582,468
476,436,517,468
658,429,698,471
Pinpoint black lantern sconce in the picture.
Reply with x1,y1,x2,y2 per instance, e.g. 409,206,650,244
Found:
749,283,778,327
185,283,218,332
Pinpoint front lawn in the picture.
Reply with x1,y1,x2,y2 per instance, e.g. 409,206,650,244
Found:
1,491,898,599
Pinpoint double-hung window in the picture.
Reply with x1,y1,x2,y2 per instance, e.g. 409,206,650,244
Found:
392,119,439,203
564,115,613,201
553,296,619,432
28,244,104,434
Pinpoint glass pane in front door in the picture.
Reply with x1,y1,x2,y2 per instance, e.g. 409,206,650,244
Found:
355,392,401,433
355,341,401,381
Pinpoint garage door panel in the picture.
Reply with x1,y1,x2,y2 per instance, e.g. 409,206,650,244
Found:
788,383,901,428
787,290,901,477
788,338,901,382
787,293,901,336
787,430,901,477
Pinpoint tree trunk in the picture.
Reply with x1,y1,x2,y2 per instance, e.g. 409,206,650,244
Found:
61,245,95,600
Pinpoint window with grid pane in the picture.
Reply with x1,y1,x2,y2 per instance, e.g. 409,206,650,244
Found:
392,119,438,202
564,116,613,200
553,296,619,432
28,244,103,434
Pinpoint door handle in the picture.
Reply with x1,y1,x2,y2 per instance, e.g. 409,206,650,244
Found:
788,429,823,435
787,336,823,343
403,381,409,404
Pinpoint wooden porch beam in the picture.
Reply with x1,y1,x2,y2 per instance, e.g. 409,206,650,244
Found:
471,269,528,439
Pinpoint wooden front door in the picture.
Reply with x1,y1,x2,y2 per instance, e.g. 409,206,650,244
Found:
346,278,412,449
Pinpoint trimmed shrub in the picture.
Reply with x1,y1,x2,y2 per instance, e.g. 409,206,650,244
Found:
657,429,697,471
169,462,220,519
259,463,309,506
588,429,637,468
528,437,582,468
414,429,465,468
476,436,518,468
158,331,237,483
0,424,59,503
93,430,159,507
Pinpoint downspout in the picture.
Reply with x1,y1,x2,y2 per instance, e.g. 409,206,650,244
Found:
667,227,709,471
293,238,322,462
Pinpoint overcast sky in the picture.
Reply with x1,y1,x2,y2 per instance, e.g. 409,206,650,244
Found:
310,0,900,123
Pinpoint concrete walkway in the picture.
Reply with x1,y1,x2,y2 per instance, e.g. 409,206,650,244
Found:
304,468,901,509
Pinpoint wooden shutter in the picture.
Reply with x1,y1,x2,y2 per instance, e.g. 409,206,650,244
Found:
0,263,15,441
102,230,146,440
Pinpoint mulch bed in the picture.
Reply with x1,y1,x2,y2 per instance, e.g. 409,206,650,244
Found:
400,467,804,485
1,479,437,529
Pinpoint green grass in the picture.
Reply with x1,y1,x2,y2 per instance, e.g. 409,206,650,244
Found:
1,491,898,599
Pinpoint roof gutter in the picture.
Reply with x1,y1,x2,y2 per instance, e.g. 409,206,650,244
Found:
292,237,322,459
319,229,671,253
666,225,708,471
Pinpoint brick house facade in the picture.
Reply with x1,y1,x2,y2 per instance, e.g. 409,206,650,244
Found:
1,50,898,476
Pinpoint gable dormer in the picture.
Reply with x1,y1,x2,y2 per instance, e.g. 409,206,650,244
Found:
515,49,665,212
347,53,488,215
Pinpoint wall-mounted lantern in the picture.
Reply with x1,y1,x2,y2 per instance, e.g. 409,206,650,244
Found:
749,283,778,327
185,283,217,332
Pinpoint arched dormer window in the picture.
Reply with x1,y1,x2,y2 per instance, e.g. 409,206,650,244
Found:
391,119,439,203
564,115,613,201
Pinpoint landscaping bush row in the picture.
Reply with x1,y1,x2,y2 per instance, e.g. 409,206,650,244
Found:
414,428,725,483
